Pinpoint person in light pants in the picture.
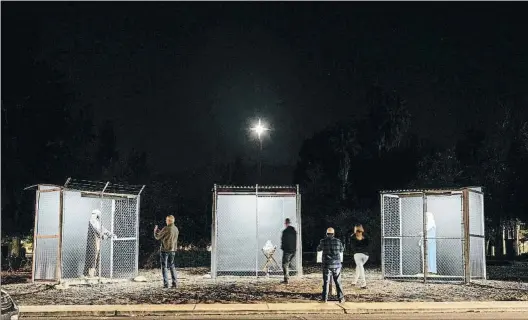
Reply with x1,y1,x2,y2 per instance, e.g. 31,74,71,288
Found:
350,224,370,289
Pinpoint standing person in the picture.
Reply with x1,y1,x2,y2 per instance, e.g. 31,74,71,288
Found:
351,224,370,289
419,212,438,274
154,215,179,288
84,209,115,278
281,218,297,284
317,227,345,303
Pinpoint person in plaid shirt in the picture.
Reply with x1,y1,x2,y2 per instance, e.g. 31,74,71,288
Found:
317,227,345,303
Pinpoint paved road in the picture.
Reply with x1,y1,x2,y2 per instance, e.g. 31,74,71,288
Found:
21,312,528,320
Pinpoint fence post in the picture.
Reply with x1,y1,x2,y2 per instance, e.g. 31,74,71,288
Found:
463,188,471,284
211,184,217,279
98,182,110,283
380,193,385,279
56,188,64,282
296,185,303,277
481,192,487,280
32,188,40,283
422,192,428,284
136,185,145,279
255,184,259,278
110,199,115,278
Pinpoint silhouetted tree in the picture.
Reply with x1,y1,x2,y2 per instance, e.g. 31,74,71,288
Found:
411,147,464,188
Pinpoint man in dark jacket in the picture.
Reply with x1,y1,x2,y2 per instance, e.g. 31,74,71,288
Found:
317,227,345,303
154,215,179,288
281,218,297,284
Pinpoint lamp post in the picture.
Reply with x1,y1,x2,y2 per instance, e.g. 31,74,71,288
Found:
250,118,269,182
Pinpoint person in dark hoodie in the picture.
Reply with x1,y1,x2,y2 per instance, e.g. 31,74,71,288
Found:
280,218,297,284
350,224,370,289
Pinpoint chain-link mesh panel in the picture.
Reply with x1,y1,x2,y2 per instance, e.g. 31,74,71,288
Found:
216,195,257,276
99,199,113,278
383,238,400,276
62,191,92,279
33,238,58,280
469,192,484,236
433,238,464,278
469,191,485,279
256,196,298,276
33,190,60,280
61,191,114,279
111,198,138,278
424,195,464,279
36,191,60,235
470,236,485,278
383,196,400,237
401,196,423,277
382,195,401,276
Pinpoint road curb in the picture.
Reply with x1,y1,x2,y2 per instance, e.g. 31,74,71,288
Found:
19,301,528,317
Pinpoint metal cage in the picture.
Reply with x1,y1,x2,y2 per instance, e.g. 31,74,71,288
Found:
380,187,486,283
31,178,145,283
211,184,303,278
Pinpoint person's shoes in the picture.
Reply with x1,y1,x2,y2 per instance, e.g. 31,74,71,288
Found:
171,283,177,288
339,297,346,303
163,285,169,289
281,279,289,284
320,298,328,303
359,285,367,289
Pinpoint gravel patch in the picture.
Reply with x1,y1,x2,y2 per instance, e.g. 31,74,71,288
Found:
3,263,528,305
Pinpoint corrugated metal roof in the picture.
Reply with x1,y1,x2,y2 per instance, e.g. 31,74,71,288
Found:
380,186,483,194
214,184,298,193
65,178,145,196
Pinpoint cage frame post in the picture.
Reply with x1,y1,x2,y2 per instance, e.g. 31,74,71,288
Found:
56,189,64,281
255,184,259,278
135,186,145,278
211,184,218,279
31,189,40,283
398,197,403,276
380,193,385,279
458,191,465,283
134,196,140,278
481,192,487,280
110,199,115,278
462,188,471,284
422,192,428,284
295,184,303,277
98,182,110,284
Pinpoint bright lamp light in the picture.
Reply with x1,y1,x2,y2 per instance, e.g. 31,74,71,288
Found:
251,118,268,139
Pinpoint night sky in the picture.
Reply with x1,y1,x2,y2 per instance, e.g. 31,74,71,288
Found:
4,2,527,173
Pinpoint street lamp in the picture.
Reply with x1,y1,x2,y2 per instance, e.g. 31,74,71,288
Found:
250,118,269,181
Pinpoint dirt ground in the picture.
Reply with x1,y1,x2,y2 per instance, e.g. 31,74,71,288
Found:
3,263,528,305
